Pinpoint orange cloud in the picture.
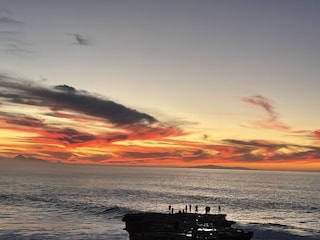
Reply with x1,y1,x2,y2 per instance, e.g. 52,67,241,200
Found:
1,75,320,171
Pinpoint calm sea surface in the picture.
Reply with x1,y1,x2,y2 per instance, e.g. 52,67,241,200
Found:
0,165,319,240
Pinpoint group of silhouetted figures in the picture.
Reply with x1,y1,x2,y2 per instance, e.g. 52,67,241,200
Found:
168,204,221,214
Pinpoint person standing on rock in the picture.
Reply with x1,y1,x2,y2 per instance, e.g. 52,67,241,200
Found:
205,206,210,214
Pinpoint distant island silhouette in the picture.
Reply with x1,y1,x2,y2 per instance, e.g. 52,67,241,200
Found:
0,155,253,171
0,155,52,168
1,154,50,162
189,165,254,170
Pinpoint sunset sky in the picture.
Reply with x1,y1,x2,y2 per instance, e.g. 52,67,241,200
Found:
1,0,320,171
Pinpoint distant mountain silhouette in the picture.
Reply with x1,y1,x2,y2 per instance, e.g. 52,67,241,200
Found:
0,155,52,169
12,154,51,163
0,155,253,171
189,165,253,170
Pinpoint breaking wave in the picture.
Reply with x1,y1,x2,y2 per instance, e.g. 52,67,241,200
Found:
0,192,135,220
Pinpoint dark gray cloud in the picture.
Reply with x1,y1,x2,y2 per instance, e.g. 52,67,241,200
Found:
72,34,92,46
54,128,96,144
54,85,76,93
0,74,157,125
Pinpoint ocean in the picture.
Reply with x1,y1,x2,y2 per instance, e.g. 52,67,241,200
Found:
0,165,319,240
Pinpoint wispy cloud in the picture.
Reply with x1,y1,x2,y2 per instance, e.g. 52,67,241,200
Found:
0,16,22,25
72,33,92,46
0,30,33,57
0,9,22,25
242,95,320,141
242,95,290,130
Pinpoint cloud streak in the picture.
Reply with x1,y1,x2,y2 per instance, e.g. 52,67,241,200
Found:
0,10,29,56
0,31,33,57
242,95,290,130
72,34,92,46
0,16,22,25
222,139,320,162
242,95,320,142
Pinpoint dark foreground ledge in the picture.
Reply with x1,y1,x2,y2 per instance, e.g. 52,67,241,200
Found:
123,212,253,240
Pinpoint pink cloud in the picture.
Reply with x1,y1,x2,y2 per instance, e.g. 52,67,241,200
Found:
313,130,320,139
242,95,290,131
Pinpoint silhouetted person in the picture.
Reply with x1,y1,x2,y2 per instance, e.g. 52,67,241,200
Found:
218,205,221,214
171,207,174,214
185,205,188,213
189,204,192,213
195,205,198,213
205,206,210,214
169,205,171,213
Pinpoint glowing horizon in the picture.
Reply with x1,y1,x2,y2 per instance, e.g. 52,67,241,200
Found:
0,75,319,172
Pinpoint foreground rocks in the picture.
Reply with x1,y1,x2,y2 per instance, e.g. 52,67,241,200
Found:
123,212,253,240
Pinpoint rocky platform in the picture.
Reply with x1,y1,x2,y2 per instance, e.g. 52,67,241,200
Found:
123,212,253,240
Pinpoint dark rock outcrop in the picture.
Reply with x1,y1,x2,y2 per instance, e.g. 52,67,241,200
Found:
123,212,253,240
